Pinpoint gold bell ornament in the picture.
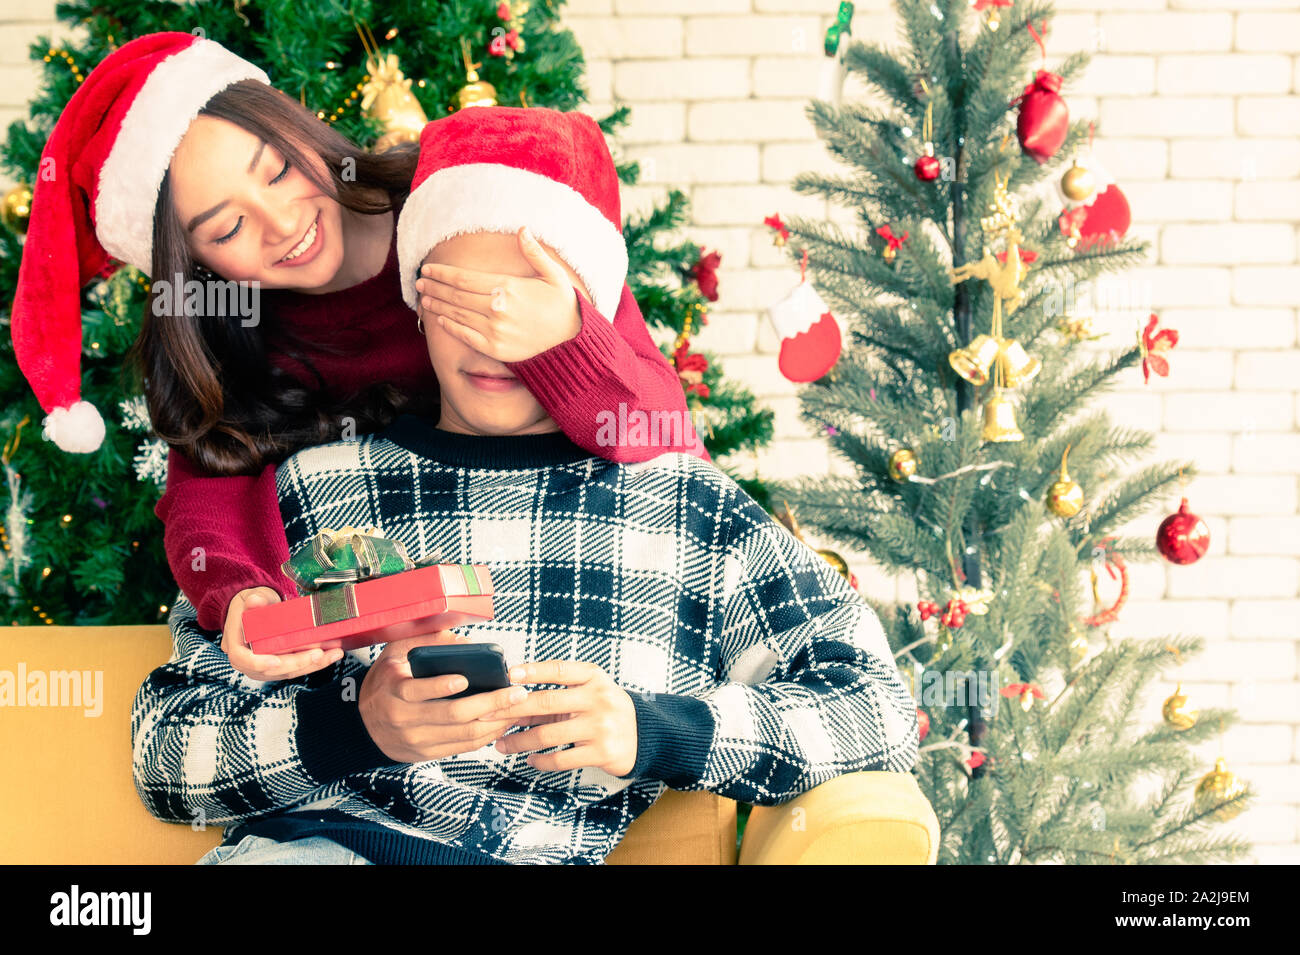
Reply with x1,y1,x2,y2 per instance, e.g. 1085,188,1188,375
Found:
981,388,1023,443
996,339,1041,388
1161,683,1198,730
1194,757,1246,821
948,334,1001,386
456,37,498,110
1047,444,1085,518
888,448,918,481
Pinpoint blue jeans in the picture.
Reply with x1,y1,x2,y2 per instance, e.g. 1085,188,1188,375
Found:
196,834,372,865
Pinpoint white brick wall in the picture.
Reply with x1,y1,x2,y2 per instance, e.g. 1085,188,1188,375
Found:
570,0,1300,863
1,0,1296,863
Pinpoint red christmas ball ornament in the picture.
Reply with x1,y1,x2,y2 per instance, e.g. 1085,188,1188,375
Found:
914,151,941,181
917,708,930,742
1156,497,1211,565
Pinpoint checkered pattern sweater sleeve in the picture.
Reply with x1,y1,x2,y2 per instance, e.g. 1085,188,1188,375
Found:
130,421,918,862
621,485,920,803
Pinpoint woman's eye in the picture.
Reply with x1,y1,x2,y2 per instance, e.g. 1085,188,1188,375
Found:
270,158,290,184
213,218,242,245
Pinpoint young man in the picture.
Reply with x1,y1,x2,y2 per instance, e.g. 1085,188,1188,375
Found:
131,108,919,865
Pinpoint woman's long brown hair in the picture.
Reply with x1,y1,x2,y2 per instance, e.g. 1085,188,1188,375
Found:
124,79,437,476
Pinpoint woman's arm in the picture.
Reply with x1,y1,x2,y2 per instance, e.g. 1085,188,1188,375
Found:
155,446,296,632
510,284,713,464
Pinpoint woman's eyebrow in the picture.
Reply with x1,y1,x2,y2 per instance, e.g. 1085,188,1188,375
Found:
246,138,266,174
186,138,267,233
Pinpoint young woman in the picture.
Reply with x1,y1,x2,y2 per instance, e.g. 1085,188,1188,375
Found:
10,33,708,682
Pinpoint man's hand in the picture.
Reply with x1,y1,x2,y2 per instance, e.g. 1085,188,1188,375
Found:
358,632,528,764
414,226,585,362
481,660,638,777
223,587,344,681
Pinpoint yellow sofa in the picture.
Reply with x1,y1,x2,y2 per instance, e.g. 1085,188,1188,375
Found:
0,625,939,864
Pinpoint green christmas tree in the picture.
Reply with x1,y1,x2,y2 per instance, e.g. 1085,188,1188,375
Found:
0,0,772,626
773,0,1252,863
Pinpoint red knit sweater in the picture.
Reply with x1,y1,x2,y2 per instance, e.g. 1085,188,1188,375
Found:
155,221,710,631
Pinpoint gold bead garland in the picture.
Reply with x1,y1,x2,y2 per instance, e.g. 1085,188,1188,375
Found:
42,48,85,84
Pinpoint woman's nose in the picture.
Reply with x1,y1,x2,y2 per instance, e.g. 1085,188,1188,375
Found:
261,202,302,246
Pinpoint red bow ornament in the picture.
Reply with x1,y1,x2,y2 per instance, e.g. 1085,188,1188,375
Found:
1140,313,1178,384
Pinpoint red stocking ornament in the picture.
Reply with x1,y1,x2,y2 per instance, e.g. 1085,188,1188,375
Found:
766,250,842,382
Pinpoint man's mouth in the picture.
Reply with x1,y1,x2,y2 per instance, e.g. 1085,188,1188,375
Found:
464,369,520,392
276,213,321,265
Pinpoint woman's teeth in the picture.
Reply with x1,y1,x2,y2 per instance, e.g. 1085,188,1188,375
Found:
280,217,318,262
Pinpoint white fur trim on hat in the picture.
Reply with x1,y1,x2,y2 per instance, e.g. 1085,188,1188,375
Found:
42,400,106,454
397,162,627,321
95,38,269,275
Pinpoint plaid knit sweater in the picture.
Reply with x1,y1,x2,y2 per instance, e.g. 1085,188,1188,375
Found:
131,414,919,865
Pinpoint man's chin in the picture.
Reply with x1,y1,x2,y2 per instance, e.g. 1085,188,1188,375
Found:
463,414,559,438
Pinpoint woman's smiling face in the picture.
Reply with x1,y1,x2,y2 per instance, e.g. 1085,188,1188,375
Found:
167,115,345,289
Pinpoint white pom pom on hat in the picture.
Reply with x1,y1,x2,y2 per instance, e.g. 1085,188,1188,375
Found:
42,401,107,454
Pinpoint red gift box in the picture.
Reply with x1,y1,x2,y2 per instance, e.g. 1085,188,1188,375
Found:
241,563,494,656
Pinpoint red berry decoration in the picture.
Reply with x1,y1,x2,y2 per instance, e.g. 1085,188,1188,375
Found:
1156,497,1211,565
940,598,968,628
914,152,941,181
917,600,939,621
917,708,930,742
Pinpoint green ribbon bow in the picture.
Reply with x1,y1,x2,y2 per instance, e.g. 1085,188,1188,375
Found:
824,1,855,57
281,525,448,627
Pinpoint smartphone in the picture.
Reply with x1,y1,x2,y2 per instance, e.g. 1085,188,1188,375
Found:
407,643,511,700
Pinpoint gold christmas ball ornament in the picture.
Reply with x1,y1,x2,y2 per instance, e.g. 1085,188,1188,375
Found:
1161,682,1198,730
1047,445,1085,518
1061,159,1096,203
816,548,850,580
888,448,918,481
1194,757,1247,821
2,183,32,235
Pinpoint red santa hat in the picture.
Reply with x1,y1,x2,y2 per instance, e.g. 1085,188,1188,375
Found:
9,32,269,454
397,106,627,322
